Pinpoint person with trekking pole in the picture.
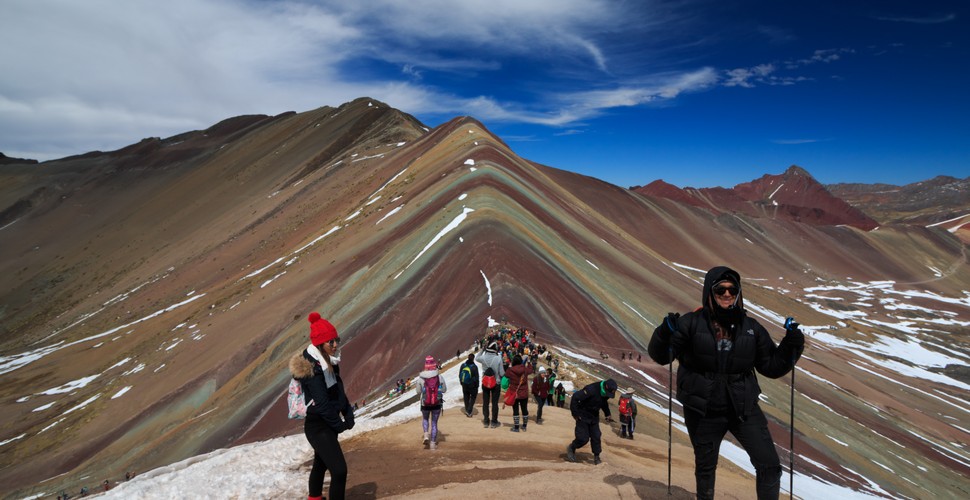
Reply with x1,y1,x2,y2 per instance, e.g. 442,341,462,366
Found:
648,266,804,500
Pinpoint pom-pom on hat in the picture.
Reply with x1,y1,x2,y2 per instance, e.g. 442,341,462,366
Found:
308,312,338,346
424,355,436,370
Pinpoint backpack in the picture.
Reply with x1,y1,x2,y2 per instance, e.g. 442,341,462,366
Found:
618,396,632,417
287,378,310,419
459,364,473,385
481,367,497,389
423,375,441,406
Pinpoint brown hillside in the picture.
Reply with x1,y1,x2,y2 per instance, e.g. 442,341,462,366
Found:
1,98,967,499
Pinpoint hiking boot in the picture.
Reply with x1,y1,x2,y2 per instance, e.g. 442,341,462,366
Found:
510,426,520,432
483,419,490,428
521,425,527,432
565,445,576,462
593,455,602,465
422,432,430,445
430,441,438,450
620,431,627,439
490,421,500,428
628,434,634,440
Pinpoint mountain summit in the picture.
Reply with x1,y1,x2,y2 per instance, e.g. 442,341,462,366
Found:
1,98,967,499
636,165,879,230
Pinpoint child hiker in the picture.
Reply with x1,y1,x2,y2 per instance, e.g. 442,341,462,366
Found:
618,388,638,439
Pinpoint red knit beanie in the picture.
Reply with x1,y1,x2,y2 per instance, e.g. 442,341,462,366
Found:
308,312,337,346
424,355,436,370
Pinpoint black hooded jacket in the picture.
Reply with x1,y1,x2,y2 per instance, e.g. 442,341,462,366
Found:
570,381,613,423
648,266,803,417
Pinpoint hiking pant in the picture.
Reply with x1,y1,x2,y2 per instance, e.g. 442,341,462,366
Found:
533,395,546,420
684,406,781,500
422,408,441,442
482,385,501,423
571,418,602,456
512,397,529,428
304,414,347,500
462,384,477,415
620,414,637,435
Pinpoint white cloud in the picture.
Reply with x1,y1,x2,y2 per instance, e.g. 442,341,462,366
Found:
723,64,776,88
0,0,817,161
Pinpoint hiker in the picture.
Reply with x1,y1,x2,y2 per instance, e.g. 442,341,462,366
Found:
566,378,617,465
546,369,557,406
531,366,551,424
459,353,480,417
504,354,534,432
555,382,566,407
618,389,638,439
290,312,354,500
478,341,505,428
648,265,804,500
417,355,447,449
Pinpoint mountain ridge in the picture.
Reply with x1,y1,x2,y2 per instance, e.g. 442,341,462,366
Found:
1,97,968,499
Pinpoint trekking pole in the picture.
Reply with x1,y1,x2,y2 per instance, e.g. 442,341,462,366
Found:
785,317,797,499
790,353,795,499
667,346,674,496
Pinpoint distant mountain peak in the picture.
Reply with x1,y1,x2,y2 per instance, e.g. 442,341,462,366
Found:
783,164,813,178
636,166,879,230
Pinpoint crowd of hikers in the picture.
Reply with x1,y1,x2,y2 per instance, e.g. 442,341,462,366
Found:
288,264,804,500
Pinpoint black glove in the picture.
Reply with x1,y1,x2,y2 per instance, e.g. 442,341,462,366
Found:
343,405,355,430
659,312,680,340
784,317,804,348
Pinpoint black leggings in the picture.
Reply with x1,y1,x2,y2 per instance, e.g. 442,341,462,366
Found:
512,397,528,417
304,415,347,500
684,406,781,500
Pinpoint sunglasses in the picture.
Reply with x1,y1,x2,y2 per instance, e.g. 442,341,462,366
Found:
713,285,738,297
328,338,341,346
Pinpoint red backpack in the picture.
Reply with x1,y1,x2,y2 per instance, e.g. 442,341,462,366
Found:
481,367,497,389
423,375,441,406
619,396,632,416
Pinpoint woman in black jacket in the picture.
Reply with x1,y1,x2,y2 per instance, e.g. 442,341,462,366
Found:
290,312,355,500
649,266,804,500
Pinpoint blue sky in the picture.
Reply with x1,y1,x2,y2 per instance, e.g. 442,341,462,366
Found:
1,0,966,188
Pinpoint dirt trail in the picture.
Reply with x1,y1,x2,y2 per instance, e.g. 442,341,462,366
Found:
303,397,756,499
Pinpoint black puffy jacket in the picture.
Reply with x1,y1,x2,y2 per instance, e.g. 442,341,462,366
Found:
648,266,803,417
290,349,353,432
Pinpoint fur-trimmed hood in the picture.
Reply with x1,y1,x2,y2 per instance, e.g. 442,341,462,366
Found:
289,351,315,380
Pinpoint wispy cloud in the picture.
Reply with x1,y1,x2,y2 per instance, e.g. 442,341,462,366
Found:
554,130,584,137
874,13,956,24
0,1,857,161
773,139,820,145
785,48,855,69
